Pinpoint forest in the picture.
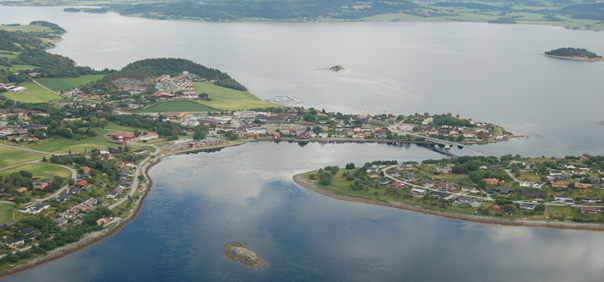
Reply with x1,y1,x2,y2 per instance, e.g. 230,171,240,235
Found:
545,47,601,58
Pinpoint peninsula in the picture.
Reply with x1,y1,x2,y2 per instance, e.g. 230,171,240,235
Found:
544,47,604,62
295,154,604,230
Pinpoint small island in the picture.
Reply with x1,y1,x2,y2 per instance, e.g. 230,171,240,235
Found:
329,65,344,72
544,47,604,62
224,242,261,267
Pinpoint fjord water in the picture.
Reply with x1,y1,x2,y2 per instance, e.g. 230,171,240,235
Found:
2,6,604,281
2,6,604,156
5,142,604,282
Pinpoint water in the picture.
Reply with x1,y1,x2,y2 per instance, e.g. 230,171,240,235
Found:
2,6,604,281
4,142,604,282
1,6,604,156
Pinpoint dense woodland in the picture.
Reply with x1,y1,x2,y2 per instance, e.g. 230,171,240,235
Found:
545,47,601,58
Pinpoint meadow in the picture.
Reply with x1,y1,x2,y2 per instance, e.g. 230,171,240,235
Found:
0,163,71,179
1,82,62,103
136,99,216,113
192,82,279,110
0,146,46,168
36,74,106,91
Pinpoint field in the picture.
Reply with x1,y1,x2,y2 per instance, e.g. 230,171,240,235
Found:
0,146,45,168
0,25,54,32
192,82,279,110
29,129,114,153
1,82,62,103
0,204,16,225
0,163,71,179
136,99,216,113
36,74,105,91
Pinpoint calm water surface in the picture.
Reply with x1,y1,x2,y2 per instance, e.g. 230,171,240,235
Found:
2,7,604,281
4,143,604,282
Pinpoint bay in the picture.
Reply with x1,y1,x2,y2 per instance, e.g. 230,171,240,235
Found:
2,6,604,281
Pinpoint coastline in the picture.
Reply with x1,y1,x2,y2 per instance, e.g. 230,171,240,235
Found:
542,54,604,62
292,172,604,232
0,142,243,279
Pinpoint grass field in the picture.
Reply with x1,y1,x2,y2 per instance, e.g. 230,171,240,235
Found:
103,122,149,133
0,204,16,224
29,129,114,153
36,74,105,91
192,82,279,110
0,163,71,179
0,51,20,59
136,99,216,113
0,25,54,32
0,147,45,169
1,82,62,103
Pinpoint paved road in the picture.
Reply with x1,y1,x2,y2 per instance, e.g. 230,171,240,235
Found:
0,143,60,155
39,164,78,202
109,145,161,209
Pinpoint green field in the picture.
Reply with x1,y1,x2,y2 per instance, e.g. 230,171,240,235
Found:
192,82,279,110
0,25,54,32
29,129,114,153
0,51,20,59
1,82,62,103
0,204,16,224
36,74,105,91
0,163,71,179
103,122,148,133
0,146,46,169
136,99,216,113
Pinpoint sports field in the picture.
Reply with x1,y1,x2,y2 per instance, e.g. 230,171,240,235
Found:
0,146,45,168
1,82,62,103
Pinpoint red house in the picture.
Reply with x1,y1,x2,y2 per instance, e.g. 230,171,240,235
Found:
75,180,88,188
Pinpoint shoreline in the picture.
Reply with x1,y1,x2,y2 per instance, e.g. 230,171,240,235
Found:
292,172,604,232
542,54,604,62
0,142,243,279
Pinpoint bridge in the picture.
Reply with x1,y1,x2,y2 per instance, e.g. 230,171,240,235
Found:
405,132,500,158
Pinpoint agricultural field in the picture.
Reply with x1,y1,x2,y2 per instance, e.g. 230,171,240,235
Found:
0,146,46,169
103,122,148,133
1,82,62,103
36,74,105,91
0,24,54,32
29,129,113,154
0,204,17,225
192,82,279,110
136,99,216,113
0,163,71,179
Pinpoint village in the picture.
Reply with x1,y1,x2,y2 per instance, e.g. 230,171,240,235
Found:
305,154,604,223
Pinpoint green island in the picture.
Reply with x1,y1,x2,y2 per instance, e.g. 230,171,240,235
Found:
544,47,604,61
296,154,604,228
3,0,604,31
0,20,596,276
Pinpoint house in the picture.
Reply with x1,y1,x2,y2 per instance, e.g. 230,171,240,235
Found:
71,188,82,194
522,190,544,199
75,180,88,188
56,193,70,203
492,205,501,210
106,191,119,199
54,218,69,227
519,181,531,187
96,218,109,225
376,177,389,185
390,182,405,189
411,188,426,196
520,203,537,210
440,167,452,175
580,207,601,215
5,238,24,248
555,174,571,181
483,178,499,185
583,197,602,203
20,227,41,240
81,166,91,173
133,149,148,155
461,187,480,193
15,187,28,194
551,182,569,188
489,187,513,194
532,182,544,189
576,183,591,190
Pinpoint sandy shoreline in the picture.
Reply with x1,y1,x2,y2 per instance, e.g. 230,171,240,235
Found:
292,172,604,232
0,142,244,278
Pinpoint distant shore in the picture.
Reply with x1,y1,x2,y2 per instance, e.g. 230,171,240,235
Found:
293,172,604,232
542,54,604,62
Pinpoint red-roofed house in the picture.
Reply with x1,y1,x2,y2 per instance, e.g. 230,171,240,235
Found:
75,180,88,188
483,178,499,185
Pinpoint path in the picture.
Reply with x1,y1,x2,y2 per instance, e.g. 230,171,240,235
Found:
30,78,60,95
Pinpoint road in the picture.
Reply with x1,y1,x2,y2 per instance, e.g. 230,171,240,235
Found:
109,144,161,209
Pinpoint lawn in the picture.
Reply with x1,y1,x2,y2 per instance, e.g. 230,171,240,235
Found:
0,163,71,179
29,129,114,153
103,122,145,133
0,146,46,169
192,82,279,110
0,204,17,225
36,74,105,91
136,99,216,113
1,82,62,103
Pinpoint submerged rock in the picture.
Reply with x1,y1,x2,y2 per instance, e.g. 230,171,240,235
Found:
224,242,261,267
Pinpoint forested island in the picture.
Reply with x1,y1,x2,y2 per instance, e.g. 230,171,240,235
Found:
544,47,603,61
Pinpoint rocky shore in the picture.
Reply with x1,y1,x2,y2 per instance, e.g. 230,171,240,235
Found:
224,241,261,267
293,172,604,232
